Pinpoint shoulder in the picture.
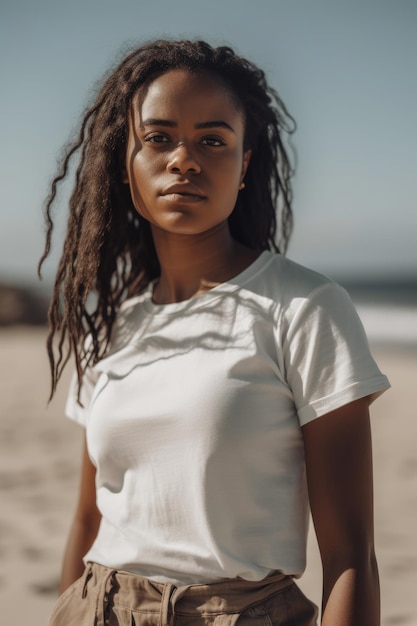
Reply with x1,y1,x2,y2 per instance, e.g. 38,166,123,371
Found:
245,251,343,310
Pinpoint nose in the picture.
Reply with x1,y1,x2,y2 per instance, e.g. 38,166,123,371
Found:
167,143,201,175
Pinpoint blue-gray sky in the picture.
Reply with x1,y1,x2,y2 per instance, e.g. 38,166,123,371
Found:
1,0,416,284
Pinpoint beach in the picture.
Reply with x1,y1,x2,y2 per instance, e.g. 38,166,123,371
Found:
0,326,416,625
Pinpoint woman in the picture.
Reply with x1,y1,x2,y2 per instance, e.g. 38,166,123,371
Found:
40,39,389,625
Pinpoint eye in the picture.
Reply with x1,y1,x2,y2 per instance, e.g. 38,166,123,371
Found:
200,136,226,147
145,134,170,144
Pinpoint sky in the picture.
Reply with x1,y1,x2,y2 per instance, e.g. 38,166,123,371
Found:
0,0,416,286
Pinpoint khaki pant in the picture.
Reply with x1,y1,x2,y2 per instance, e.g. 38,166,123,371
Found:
49,562,318,625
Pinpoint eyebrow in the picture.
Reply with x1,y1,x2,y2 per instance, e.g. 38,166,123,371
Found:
140,118,236,133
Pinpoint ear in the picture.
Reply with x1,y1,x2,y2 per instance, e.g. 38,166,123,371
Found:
118,141,129,184
240,149,252,182
121,165,129,185
120,153,129,184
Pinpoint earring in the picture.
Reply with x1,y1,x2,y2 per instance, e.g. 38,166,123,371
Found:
239,181,246,190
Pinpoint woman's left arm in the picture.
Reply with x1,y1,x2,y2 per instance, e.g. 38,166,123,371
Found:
302,397,380,625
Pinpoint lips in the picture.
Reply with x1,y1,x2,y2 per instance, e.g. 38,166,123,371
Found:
161,185,206,200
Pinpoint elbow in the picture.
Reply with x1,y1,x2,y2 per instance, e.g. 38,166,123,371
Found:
322,541,378,577
73,506,102,539
322,544,379,598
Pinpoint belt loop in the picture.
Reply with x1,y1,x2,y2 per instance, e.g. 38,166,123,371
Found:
81,563,93,599
100,568,118,625
159,583,175,626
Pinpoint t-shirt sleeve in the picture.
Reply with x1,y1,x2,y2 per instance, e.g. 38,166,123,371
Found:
283,282,390,426
65,365,100,427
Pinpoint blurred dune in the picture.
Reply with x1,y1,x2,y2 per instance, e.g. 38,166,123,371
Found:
0,283,48,326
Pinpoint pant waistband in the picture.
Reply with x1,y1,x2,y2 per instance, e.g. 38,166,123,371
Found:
82,561,294,616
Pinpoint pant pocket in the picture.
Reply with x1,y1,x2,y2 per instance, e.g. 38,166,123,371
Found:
49,577,94,626
265,582,318,626
248,583,319,626
235,599,277,625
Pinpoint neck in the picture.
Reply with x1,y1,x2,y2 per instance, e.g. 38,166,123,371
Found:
150,223,258,304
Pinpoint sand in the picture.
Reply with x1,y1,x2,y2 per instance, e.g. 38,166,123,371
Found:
0,327,416,625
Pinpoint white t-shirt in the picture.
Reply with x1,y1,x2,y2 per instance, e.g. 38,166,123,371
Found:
66,251,389,585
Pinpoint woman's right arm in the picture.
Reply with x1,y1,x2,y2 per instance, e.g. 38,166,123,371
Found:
58,435,102,594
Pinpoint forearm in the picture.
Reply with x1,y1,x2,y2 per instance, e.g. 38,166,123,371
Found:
321,552,380,626
59,515,100,594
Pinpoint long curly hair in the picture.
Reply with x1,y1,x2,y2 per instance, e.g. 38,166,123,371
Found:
38,39,296,399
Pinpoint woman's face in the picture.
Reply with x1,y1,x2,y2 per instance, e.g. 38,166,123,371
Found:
123,69,251,237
